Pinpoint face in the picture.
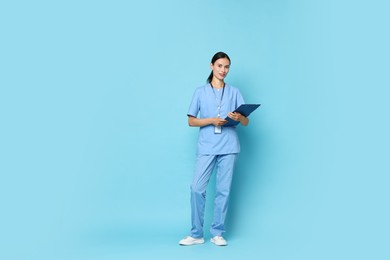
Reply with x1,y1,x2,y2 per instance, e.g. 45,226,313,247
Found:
210,58,230,81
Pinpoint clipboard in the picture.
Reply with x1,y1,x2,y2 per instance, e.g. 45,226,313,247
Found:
224,104,261,127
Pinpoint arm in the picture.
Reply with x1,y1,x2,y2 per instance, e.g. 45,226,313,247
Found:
227,112,249,126
188,116,227,127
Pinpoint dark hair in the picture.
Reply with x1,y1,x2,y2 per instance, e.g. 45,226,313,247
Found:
207,52,231,83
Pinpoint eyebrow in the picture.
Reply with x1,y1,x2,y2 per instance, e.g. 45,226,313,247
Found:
217,63,230,67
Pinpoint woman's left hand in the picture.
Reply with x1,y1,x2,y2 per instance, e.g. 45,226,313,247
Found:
227,112,243,121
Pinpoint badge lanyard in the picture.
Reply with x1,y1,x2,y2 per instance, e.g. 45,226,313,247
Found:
210,83,225,133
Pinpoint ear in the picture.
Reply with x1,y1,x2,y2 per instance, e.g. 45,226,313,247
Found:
210,63,213,70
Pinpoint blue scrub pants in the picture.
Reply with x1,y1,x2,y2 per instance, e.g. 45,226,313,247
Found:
190,154,238,238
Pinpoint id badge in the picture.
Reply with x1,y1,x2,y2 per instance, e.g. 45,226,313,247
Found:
214,125,222,134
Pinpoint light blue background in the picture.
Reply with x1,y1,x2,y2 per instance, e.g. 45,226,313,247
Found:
1,0,389,259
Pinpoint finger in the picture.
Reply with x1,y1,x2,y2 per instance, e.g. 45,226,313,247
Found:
228,114,237,120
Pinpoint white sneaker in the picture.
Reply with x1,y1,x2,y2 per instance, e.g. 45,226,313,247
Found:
210,236,227,246
179,236,205,246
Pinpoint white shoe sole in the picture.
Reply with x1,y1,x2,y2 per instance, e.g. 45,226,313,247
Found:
179,239,205,246
210,238,227,246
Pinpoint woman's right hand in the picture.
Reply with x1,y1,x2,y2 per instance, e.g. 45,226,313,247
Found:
211,118,227,126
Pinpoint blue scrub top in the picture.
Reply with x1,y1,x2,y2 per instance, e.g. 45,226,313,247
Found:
187,83,245,155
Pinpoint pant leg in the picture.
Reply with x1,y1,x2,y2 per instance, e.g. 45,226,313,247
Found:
210,153,238,237
190,155,217,238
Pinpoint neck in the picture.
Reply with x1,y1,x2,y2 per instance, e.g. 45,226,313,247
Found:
211,78,225,89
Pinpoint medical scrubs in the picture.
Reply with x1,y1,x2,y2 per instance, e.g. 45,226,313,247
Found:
187,83,245,238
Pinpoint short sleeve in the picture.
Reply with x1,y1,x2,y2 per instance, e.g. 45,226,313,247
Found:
236,89,245,108
187,89,200,117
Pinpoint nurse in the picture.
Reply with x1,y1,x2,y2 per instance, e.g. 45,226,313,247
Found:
179,52,249,246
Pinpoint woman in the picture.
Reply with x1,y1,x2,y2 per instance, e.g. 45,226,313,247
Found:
179,52,249,246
